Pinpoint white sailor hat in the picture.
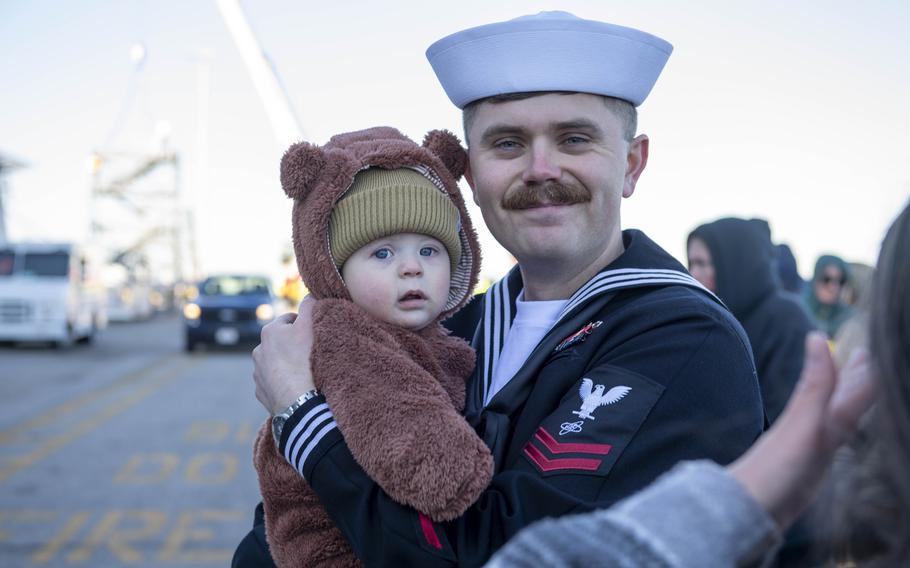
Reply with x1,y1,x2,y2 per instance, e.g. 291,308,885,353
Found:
426,11,673,108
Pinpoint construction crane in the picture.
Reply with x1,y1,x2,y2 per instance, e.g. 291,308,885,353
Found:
215,0,304,148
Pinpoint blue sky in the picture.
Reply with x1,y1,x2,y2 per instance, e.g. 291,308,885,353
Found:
2,0,908,282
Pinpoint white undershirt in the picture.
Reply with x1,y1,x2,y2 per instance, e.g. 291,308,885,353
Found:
484,293,568,406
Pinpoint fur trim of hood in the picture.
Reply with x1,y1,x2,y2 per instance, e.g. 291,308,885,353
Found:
280,126,480,320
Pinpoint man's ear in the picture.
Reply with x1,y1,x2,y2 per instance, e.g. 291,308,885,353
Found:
464,156,480,206
623,134,649,199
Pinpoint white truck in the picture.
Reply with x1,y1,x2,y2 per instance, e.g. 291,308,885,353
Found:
0,242,107,346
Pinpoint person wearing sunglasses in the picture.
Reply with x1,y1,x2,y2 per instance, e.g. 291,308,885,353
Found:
806,255,854,338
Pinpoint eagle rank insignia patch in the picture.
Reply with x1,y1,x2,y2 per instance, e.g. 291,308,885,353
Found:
573,379,631,421
559,379,631,435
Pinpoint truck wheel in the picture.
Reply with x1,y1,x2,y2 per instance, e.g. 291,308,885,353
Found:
54,324,75,349
77,325,95,345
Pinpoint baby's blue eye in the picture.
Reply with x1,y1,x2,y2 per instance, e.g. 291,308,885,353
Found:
419,246,437,257
373,248,391,260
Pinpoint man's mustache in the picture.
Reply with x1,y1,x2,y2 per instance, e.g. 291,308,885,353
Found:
501,182,592,210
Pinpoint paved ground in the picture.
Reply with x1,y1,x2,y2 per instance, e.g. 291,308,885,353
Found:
0,314,270,567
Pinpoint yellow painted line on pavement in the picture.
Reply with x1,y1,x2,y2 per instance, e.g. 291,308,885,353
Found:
30,511,90,565
157,509,243,563
0,358,201,483
0,355,182,445
67,510,167,564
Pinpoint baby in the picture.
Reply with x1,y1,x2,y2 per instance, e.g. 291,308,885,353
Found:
252,127,493,567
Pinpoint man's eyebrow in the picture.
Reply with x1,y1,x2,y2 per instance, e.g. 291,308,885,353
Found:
553,119,605,137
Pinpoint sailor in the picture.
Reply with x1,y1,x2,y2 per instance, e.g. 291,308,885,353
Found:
245,11,764,566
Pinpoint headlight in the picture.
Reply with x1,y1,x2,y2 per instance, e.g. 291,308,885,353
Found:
183,303,201,320
256,304,274,321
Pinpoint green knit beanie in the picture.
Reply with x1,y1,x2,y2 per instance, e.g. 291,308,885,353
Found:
329,168,462,272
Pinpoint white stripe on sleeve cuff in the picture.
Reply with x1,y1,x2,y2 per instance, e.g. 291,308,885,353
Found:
282,402,338,476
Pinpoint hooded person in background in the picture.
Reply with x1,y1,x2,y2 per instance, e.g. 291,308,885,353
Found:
689,219,821,567
774,243,805,295
687,218,814,424
806,255,854,338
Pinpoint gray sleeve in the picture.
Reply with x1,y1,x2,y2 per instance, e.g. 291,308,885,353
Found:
485,460,781,568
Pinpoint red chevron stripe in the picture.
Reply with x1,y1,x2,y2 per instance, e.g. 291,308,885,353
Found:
535,427,612,455
418,512,442,550
523,443,602,472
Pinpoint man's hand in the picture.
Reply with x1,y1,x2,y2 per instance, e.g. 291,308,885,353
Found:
729,332,877,529
252,296,318,415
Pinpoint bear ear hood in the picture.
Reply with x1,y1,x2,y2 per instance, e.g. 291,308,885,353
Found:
280,143,326,200
280,126,480,321
422,130,467,180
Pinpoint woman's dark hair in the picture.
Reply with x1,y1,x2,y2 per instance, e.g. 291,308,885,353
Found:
833,201,910,565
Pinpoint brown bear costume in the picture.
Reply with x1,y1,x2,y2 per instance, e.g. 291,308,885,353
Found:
253,127,493,567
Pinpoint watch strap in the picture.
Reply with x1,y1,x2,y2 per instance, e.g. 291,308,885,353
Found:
272,389,321,445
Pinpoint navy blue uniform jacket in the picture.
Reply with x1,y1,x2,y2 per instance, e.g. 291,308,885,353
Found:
238,230,764,568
